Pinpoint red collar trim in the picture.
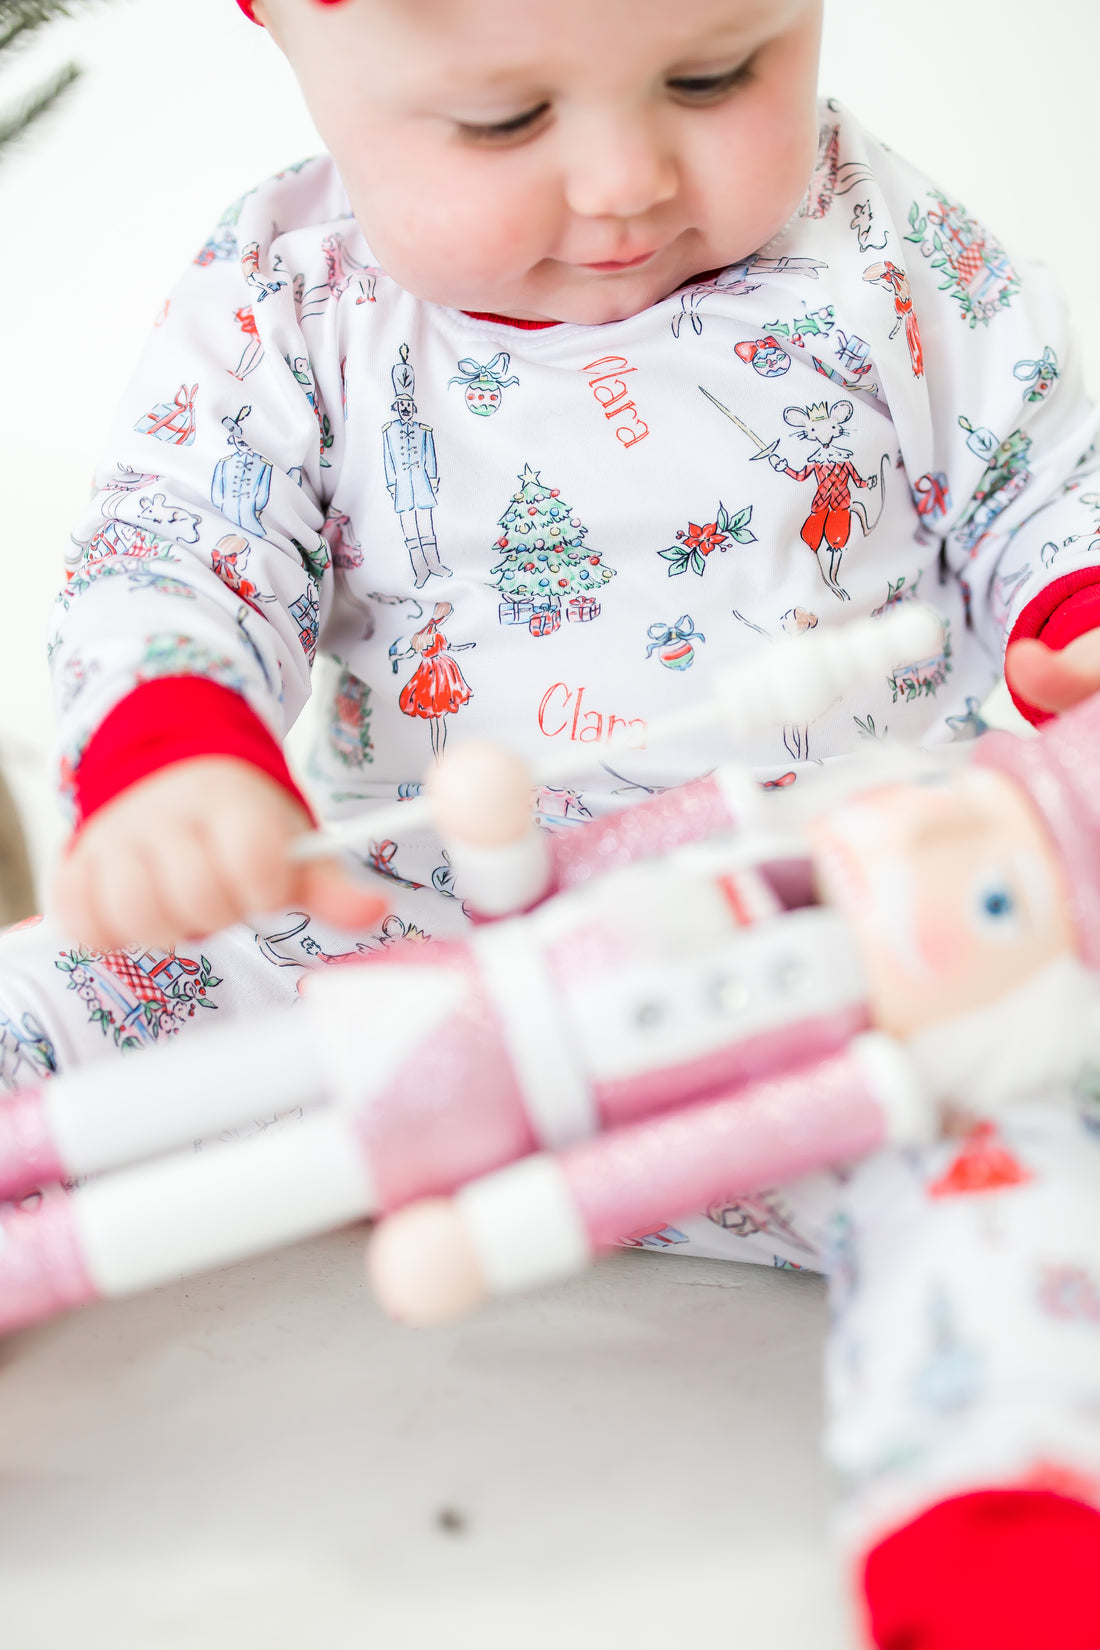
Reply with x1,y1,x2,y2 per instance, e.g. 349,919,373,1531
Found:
460,271,727,331
461,310,561,330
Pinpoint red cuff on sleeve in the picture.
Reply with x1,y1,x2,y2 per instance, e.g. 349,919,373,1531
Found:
862,1489,1100,1649
71,678,313,828
1005,568,1100,726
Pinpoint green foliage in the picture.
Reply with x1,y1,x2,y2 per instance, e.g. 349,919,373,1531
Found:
0,1,101,162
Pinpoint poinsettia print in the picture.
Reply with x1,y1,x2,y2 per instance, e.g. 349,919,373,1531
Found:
658,502,756,577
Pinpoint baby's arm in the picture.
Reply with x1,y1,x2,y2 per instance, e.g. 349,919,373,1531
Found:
51,175,382,943
862,131,1100,719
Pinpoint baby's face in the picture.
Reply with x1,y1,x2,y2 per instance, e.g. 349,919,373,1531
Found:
256,0,823,323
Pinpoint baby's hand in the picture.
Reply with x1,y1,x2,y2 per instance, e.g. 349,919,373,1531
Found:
1005,630,1100,716
52,757,388,950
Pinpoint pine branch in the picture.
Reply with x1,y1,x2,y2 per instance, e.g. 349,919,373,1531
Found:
0,1,80,54
0,58,78,157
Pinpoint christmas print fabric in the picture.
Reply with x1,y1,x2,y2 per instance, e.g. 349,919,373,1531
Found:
53,103,1100,911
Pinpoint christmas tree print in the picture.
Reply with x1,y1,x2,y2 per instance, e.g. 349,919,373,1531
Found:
491,465,615,637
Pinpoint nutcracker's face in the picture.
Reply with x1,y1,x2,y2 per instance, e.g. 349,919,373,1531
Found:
252,0,823,325
809,767,1077,1041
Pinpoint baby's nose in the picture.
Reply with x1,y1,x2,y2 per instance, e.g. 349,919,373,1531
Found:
564,120,678,222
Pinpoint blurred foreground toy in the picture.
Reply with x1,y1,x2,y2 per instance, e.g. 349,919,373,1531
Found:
0,605,1097,1333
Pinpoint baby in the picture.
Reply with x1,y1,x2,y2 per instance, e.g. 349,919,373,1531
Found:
8,0,1100,1641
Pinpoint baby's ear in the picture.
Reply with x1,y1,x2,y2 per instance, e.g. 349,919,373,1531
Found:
784,408,810,429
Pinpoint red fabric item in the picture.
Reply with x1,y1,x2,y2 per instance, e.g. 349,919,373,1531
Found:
862,1488,1100,1649
236,0,345,21
1005,568,1100,725
461,310,561,331
71,678,313,828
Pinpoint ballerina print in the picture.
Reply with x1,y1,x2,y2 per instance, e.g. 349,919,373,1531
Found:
395,602,474,760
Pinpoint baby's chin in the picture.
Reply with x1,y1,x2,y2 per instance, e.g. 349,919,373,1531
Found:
450,262,712,328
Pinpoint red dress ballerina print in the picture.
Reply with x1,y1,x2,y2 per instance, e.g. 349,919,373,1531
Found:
863,261,925,378
397,602,474,759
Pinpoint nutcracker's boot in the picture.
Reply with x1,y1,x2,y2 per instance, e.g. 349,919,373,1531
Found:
406,535,431,589
421,534,453,581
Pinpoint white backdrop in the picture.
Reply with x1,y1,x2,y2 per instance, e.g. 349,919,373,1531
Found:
0,0,1096,887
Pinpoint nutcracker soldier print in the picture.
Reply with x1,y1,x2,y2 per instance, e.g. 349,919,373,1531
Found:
381,344,452,588
396,602,474,760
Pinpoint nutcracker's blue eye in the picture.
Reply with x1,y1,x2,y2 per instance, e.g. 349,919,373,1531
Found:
983,888,1014,919
971,872,1022,941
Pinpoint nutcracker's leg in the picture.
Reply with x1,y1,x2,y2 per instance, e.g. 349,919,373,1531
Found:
366,1034,929,1325
827,1092,1100,1647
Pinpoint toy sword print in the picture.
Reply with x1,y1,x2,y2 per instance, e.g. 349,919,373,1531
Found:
697,385,782,462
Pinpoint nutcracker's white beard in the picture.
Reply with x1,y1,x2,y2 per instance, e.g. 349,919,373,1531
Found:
904,955,1100,1114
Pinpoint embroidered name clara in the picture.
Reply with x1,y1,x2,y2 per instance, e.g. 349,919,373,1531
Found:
581,356,650,449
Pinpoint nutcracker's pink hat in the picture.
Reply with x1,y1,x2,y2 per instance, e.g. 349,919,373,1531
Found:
976,688,1100,970
236,0,346,20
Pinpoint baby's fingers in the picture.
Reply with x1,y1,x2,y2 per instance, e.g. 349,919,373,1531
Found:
295,857,389,931
1005,633,1100,715
84,840,179,950
155,826,245,939
204,803,300,917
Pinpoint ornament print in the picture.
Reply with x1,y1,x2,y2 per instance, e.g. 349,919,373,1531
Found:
646,615,705,670
448,352,519,416
1014,347,1059,404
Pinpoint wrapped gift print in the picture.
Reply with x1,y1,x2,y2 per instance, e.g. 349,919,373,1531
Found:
491,465,615,636
956,417,1033,554
136,384,198,446
904,191,1020,328
329,665,374,767
54,945,223,1052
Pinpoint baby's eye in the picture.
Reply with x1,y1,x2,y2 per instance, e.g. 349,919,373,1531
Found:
667,62,754,104
456,103,551,145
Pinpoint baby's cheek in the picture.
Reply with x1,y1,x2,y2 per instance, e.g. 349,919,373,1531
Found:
375,159,552,293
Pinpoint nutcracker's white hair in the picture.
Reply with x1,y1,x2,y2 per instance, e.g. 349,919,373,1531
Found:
905,955,1100,1114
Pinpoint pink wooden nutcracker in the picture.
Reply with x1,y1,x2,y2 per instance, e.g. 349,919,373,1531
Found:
0,607,1096,1342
